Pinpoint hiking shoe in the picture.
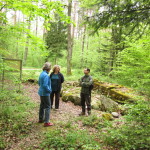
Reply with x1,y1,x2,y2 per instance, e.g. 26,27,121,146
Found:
79,112,85,116
44,122,53,127
38,120,44,123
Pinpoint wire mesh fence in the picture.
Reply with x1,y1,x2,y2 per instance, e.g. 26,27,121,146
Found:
1,58,22,91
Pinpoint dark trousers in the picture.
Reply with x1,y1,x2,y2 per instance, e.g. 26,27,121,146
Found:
50,91,60,109
39,96,51,123
80,93,91,113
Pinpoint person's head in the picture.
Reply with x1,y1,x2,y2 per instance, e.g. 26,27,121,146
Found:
42,62,51,72
84,68,90,75
53,65,60,73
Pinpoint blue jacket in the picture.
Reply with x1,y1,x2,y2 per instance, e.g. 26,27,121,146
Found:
38,71,52,96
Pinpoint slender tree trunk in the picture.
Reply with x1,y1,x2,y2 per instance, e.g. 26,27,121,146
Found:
13,10,19,58
14,11,17,25
43,27,46,40
16,41,19,58
84,28,89,65
109,28,116,72
81,24,86,68
109,26,122,73
72,1,76,39
23,18,31,66
35,2,39,36
67,0,73,75
35,16,38,36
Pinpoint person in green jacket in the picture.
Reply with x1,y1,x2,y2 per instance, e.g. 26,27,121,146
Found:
79,68,93,116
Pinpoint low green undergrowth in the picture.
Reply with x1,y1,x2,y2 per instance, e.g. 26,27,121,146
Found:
40,126,100,150
101,100,150,150
0,89,35,149
78,114,113,129
22,69,41,82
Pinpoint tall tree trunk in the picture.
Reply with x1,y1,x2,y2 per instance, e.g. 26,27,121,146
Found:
67,0,73,75
72,1,76,39
81,24,86,68
35,2,39,36
23,18,31,66
16,41,19,58
43,27,46,40
14,11,17,25
35,16,38,36
84,28,89,65
109,26,122,73
14,10,19,58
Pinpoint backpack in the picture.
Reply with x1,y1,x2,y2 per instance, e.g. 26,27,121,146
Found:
89,83,94,91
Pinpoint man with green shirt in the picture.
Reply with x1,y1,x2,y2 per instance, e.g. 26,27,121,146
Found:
79,68,93,116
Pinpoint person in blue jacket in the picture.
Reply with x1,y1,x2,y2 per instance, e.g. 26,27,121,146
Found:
38,62,53,127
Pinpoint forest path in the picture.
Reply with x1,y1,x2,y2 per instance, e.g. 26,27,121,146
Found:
8,83,100,150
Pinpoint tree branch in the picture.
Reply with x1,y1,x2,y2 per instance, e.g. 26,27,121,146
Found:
0,4,6,11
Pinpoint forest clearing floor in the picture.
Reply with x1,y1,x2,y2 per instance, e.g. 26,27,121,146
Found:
6,83,118,150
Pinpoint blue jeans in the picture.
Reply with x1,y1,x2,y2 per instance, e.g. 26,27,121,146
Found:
39,96,51,123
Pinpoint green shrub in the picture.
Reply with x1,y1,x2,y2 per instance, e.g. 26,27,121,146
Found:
111,36,150,96
40,127,100,150
102,100,150,150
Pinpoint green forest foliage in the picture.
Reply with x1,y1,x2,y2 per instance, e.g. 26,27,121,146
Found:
1,1,150,149
0,24,46,67
80,0,150,31
45,15,67,63
112,34,150,95
0,0,70,66
0,0,150,95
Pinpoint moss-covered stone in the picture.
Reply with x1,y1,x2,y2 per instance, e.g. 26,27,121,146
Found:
73,96,81,106
91,98,102,110
93,81,136,103
62,92,74,102
100,97,119,112
102,113,113,120
62,80,137,111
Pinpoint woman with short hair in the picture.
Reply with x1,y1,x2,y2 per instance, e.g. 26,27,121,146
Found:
50,65,64,110
38,62,53,127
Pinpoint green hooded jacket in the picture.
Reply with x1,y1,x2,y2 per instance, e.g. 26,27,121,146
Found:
79,75,93,94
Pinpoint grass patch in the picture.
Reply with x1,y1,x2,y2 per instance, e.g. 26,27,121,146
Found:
40,125,100,150
77,114,113,129
0,88,35,149
22,69,41,82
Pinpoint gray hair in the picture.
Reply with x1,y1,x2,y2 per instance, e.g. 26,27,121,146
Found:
42,62,51,71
